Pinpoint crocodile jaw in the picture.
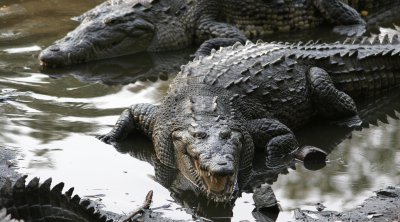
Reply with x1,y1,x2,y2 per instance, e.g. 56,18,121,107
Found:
194,159,236,199
39,2,155,67
39,32,153,67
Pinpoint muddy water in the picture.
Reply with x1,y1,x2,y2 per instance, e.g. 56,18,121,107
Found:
0,0,399,221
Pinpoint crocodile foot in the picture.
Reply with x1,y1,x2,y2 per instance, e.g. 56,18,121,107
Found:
333,24,366,36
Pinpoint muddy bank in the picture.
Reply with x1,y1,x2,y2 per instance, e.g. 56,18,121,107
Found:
295,186,400,222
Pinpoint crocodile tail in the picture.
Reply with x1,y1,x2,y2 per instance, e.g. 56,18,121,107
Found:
0,176,112,222
0,208,22,222
330,33,400,98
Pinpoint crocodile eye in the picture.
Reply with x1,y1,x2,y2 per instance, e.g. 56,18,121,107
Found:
172,132,183,141
104,17,119,25
192,131,207,139
219,129,231,139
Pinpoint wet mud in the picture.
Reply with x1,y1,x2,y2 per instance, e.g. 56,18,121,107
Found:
295,186,400,222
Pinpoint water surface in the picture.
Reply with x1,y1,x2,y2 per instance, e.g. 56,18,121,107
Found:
0,1,399,221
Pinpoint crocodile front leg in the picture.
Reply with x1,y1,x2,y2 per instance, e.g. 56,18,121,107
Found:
307,67,362,127
194,19,246,57
313,0,366,36
97,103,158,144
246,118,300,167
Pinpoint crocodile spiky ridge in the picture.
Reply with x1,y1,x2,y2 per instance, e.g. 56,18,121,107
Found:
98,32,400,203
0,176,112,222
0,208,22,222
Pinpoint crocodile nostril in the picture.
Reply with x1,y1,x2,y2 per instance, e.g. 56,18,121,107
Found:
189,130,207,139
50,46,60,52
219,128,231,139
225,154,233,161
217,161,227,166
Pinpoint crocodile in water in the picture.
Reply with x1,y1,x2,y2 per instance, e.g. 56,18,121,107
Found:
4,87,400,221
38,0,389,67
97,34,400,202
0,176,113,222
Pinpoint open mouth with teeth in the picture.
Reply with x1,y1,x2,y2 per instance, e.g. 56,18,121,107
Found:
193,159,237,201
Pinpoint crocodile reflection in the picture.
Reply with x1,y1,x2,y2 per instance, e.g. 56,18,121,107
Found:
103,88,400,221
298,88,400,156
41,49,193,85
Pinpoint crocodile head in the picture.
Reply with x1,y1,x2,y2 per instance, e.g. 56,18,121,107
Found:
171,122,250,202
39,2,156,67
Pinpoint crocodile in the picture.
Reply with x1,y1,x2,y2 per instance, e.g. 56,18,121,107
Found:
4,89,400,222
102,134,289,220
97,34,400,202
38,0,385,67
4,84,400,222
0,176,113,222
5,89,400,222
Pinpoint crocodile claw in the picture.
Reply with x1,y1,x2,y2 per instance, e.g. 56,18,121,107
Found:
96,134,115,144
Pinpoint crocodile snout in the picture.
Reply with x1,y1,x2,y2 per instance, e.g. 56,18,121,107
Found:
195,156,236,195
208,154,235,176
39,47,67,67
39,45,71,68
39,45,86,67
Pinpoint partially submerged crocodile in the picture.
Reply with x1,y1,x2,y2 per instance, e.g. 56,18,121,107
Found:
0,176,113,222
113,136,284,220
97,34,400,202
38,0,387,67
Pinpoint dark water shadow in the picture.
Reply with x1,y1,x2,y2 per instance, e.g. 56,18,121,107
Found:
40,49,194,86
297,88,400,157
